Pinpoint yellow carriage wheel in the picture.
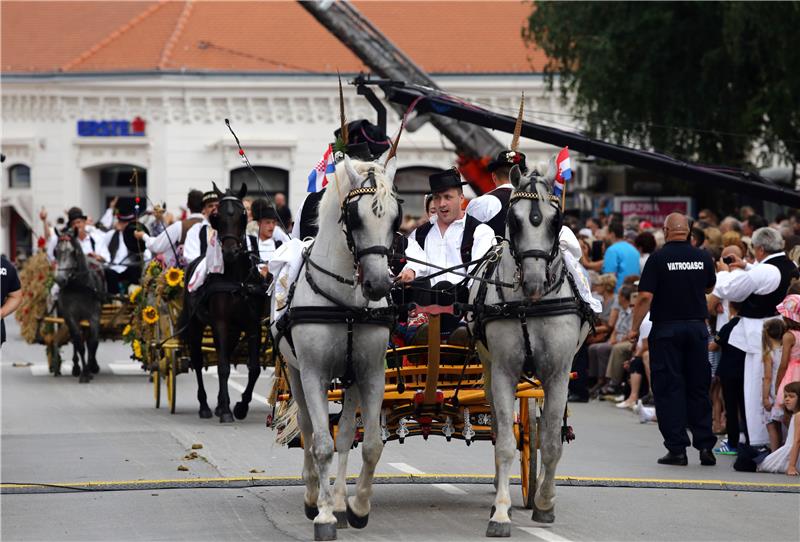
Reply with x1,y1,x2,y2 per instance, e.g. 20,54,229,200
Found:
153,367,160,408
167,355,177,414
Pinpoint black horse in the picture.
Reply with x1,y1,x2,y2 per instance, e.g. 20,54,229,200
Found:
183,183,269,422
53,230,107,382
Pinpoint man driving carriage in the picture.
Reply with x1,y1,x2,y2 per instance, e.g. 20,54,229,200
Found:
249,198,284,278
103,200,151,295
183,191,220,264
44,207,110,264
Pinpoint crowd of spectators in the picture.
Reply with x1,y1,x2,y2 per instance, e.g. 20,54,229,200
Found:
563,206,800,475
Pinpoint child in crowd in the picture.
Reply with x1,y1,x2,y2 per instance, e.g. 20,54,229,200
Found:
775,295,800,412
757,381,800,476
712,301,748,455
762,318,786,452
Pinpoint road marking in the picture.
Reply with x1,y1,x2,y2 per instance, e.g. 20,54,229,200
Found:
210,368,273,405
518,527,572,542
108,363,146,376
388,463,468,495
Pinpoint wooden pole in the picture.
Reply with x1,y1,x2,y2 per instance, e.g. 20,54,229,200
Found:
424,313,441,404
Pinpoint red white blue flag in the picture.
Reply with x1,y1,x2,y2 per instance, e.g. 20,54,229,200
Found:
307,144,335,192
554,146,571,197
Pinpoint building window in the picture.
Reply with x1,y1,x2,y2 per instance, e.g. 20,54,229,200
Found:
395,166,442,218
9,164,31,188
230,166,289,204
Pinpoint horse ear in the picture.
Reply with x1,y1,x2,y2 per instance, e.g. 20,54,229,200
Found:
384,156,398,183
212,181,223,196
237,182,247,200
343,154,362,188
542,154,558,190
510,165,522,189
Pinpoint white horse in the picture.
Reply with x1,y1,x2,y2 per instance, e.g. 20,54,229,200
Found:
471,160,590,536
275,155,400,541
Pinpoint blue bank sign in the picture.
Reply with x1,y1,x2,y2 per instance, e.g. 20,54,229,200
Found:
77,116,146,137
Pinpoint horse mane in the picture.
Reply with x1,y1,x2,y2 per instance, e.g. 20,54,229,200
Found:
315,158,396,236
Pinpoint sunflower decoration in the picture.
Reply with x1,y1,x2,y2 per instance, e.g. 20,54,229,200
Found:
165,267,184,288
122,324,132,337
129,286,143,304
147,259,163,278
132,339,143,360
142,305,159,325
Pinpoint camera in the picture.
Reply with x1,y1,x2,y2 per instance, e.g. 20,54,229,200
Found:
722,256,735,265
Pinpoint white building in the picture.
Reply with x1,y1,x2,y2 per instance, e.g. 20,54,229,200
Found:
1,2,576,259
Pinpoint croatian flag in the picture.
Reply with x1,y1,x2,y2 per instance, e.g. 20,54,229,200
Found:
307,144,335,192
553,146,571,197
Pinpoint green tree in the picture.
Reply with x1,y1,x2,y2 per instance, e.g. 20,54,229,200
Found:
525,2,800,173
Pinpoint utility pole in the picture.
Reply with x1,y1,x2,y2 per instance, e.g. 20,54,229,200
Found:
299,0,504,159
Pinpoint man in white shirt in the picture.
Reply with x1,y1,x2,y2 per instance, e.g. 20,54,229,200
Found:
182,191,220,264
135,190,205,268
714,227,799,446
397,168,494,301
45,207,110,264
466,149,526,238
103,201,150,294
249,198,283,277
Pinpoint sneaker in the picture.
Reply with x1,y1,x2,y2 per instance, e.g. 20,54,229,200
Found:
713,440,738,456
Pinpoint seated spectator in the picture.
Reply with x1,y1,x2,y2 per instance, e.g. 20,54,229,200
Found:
617,311,651,409
588,283,633,397
602,285,636,396
756,381,800,475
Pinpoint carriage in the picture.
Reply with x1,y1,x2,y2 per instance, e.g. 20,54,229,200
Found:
128,258,274,413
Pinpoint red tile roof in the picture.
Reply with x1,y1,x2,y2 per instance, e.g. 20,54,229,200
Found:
2,1,546,74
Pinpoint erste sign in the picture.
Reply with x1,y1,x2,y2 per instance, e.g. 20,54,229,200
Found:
77,116,146,137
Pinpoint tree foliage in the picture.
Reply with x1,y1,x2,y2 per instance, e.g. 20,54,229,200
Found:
525,2,800,171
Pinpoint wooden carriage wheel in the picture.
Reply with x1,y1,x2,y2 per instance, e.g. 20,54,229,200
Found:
153,367,161,408
167,354,177,414
519,397,541,509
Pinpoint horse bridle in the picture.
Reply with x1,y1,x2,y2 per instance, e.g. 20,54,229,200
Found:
507,182,564,286
216,195,248,250
339,169,397,261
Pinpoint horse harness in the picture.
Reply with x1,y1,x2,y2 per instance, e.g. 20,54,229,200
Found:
275,181,398,388
470,185,594,380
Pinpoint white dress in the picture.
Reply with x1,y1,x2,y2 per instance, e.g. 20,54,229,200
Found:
757,414,800,473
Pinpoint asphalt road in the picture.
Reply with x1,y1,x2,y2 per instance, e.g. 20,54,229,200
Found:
2,319,798,541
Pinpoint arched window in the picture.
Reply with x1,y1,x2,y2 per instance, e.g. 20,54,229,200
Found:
9,164,31,188
394,166,442,218
230,166,289,203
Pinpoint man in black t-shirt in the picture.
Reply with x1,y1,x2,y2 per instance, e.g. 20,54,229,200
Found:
629,213,717,467
1,255,22,345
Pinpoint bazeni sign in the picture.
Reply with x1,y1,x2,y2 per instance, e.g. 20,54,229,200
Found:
77,116,146,137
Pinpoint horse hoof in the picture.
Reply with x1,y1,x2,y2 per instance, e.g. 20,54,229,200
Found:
346,502,369,529
304,503,319,521
214,405,223,417
72,365,81,377
79,374,91,383
532,504,555,524
313,522,336,541
334,511,348,529
89,363,100,374
219,412,234,423
486,521,511,537
199,407,213,419
233,402,249,420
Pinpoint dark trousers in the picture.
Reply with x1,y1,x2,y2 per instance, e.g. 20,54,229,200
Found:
569,343,590,400
105,266,141,295
720,374,749,448
649,321,716,454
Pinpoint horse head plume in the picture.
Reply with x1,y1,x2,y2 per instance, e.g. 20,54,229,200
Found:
338,71,348,146
510,92,524,153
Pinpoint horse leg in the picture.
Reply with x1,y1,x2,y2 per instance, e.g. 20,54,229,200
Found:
286,367,322,525
487,362,519,537
333,387,359,529
532,367,570,524
301,371,338,540
189,322,212,418
234,328,261,420
215,328,235,423
87,317,100,376
346,374,384,530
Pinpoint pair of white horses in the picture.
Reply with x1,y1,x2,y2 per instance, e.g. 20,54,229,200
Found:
275,153,588,540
